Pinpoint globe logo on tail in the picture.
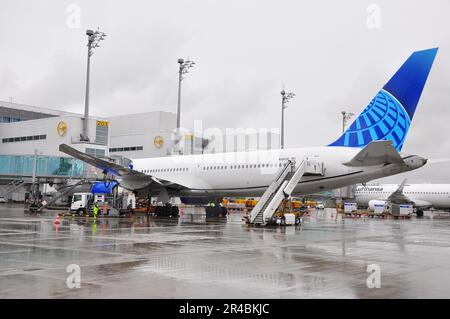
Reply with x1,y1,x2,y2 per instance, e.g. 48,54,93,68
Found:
342,89,411,151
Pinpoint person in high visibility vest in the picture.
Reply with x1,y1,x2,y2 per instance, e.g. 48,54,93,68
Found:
93,202,99,219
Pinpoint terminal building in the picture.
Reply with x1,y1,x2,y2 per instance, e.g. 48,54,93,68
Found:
0,100,280,202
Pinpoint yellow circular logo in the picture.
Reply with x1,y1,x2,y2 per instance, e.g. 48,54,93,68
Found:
154,136,164,148
57,121,68,136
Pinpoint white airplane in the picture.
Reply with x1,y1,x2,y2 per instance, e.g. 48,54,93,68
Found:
355,180,450,216
60,48,438,205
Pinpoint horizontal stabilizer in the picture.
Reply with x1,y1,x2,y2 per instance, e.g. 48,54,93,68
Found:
343,140,403,167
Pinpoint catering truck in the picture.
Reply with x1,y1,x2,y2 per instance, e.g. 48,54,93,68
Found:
70,181,119,215
70,192,94,214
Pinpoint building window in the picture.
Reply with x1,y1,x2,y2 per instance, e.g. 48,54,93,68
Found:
110,146,143,153
86,148,105,157
2,134,46,143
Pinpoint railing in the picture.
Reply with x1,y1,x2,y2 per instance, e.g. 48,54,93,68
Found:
249,160,292,223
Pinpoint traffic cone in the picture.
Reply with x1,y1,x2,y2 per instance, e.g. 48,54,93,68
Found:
55,214,60,225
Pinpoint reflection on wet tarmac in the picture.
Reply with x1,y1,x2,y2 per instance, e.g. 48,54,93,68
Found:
1,204,450,298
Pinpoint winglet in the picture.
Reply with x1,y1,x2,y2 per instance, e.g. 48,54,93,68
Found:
387,178,414,204
394,179,408,193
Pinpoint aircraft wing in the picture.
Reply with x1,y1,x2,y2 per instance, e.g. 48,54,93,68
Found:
385,179,432,208
343,140,404,166
387,179,413,204
59,144,184,190
60,144,139,177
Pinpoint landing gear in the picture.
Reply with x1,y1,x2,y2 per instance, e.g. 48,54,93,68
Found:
205,204,227,217
154,203,179,217
416,210,424,218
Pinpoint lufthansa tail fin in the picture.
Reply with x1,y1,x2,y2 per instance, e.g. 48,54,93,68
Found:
329,48,438,151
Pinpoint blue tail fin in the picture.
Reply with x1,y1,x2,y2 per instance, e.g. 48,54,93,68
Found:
329,48,438,151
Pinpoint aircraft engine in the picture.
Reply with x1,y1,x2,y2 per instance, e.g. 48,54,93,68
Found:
368,200,388,211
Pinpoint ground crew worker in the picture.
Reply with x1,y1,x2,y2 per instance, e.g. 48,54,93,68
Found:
93,201,99,219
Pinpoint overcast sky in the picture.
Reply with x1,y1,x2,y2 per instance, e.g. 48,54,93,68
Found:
1,0,449,183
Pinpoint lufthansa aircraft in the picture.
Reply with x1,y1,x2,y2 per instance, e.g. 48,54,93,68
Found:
355,180,450,216
60,48,438,204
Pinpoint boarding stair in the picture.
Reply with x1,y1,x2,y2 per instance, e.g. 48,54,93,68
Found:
0,179,26,198
249,158,323,225
37,180,86,212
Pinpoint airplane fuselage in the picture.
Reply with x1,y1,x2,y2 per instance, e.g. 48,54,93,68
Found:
130,146,425,198
355,184,450,209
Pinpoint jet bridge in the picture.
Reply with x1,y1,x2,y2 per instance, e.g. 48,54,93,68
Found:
249,158,324,226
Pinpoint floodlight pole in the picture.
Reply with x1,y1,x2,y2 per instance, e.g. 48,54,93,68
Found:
176,58,195,131
341,111,355,133
177,58,184,131
280,89,295,149
82,29,106,142
281,90,286,149
175,58,195,154
83,36,92,141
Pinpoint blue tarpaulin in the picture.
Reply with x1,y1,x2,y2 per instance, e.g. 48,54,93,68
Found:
91,181,119,194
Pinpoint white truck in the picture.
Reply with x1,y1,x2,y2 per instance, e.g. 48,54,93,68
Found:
70,192,94,214
71,192,112,215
